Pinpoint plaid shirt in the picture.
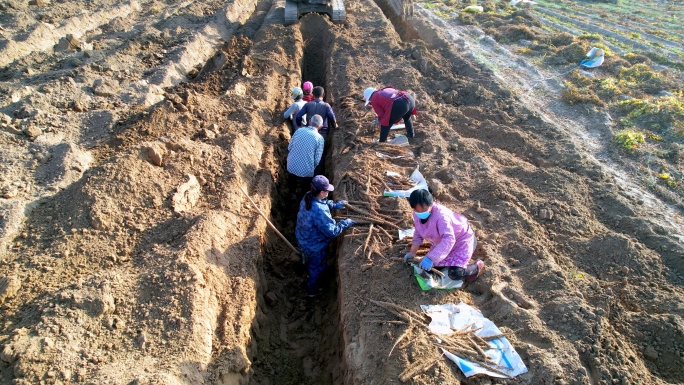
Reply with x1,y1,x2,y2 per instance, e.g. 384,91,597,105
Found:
286,125,324,177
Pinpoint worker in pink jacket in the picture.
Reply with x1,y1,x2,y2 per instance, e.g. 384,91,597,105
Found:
403,189,484,282
363,86,416,142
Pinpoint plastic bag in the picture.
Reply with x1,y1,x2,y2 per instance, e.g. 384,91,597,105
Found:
412,264,463,290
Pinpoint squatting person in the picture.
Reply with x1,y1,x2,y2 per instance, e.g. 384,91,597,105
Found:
363,86,417,142
296,175,354,297
403,189,484,282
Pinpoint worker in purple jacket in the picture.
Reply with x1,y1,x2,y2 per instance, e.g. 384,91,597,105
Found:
403,189,484,282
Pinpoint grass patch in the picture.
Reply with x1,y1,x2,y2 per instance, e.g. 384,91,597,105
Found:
619,97,684,134
561,81,604,106
547,41,590,65
614,130,645,151
490,25,539,43
548,32,575,47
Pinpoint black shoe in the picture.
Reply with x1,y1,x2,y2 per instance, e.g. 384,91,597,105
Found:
307,288,323,298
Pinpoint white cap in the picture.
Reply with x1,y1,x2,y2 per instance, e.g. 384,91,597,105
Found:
363,87,376,106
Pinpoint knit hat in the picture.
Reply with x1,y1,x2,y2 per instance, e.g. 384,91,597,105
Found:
363,87,376,106
291,86,303,99
303,81,314,91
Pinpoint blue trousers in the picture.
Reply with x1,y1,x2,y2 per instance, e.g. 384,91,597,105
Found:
305,248,327,294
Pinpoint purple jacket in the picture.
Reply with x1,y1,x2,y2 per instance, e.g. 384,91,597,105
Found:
412,204,476,268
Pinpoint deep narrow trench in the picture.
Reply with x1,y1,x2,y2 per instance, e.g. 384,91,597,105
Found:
249,14,345,385
373,0,420,41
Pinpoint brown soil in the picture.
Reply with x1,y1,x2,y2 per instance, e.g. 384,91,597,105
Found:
1,0,683,384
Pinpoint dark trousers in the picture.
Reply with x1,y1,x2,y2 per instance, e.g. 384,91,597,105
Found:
447,237,478,280
379,94,416,142
288,174,312,200
447,264,480,281
305,248,327,294
315,131,328,176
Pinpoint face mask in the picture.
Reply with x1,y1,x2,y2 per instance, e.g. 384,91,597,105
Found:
415,210,431,220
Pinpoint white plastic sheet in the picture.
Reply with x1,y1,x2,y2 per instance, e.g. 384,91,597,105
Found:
383,167,429,197
398,228,414,240
420,303,528,378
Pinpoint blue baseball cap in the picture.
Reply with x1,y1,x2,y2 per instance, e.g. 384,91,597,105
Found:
312,175,334,191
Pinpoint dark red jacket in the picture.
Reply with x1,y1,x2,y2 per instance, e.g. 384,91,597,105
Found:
302,93,315,102
368,87,413,126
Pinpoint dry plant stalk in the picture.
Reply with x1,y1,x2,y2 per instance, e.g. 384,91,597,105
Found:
344,214,401,230
398,354,443,382
394,257,446,277
363,224,374,253
370,299,425,322
365,320,407,325
389,322,413,358
373,298,513,380
345,203,390,222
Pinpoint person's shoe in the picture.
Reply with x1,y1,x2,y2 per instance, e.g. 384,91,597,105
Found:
465,260,485,282
307,288,323,298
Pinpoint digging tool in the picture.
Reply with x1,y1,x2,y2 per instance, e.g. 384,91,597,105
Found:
238,185,302,258
393,257,445,277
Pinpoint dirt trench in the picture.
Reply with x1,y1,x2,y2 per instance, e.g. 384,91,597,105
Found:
249,13,346,385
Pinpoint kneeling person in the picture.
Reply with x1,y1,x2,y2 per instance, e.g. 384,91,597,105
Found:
404,189,484,282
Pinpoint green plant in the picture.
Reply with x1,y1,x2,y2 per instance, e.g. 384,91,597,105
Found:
619,97,684,134
561,82,603,106
628,32,641,39
597,77,619,100
579,32,602,42
614,130,645,151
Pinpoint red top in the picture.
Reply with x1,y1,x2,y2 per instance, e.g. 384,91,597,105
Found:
368,87,414,126
302,94,315,102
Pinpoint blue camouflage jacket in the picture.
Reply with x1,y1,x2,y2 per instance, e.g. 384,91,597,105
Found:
295,195,350,254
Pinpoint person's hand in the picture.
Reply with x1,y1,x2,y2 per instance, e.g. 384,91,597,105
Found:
340,218,354,228
333,200,348,209
419,257,433,271
403,253,414,264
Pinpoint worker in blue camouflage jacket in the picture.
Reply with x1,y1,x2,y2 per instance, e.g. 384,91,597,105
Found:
296,175,354,297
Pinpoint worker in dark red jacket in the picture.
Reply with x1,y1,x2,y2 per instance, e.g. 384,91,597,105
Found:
363,87,417,142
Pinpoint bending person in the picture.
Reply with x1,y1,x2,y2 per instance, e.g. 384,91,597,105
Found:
296,175,354,297
403,189,484,282
363,86,417,142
